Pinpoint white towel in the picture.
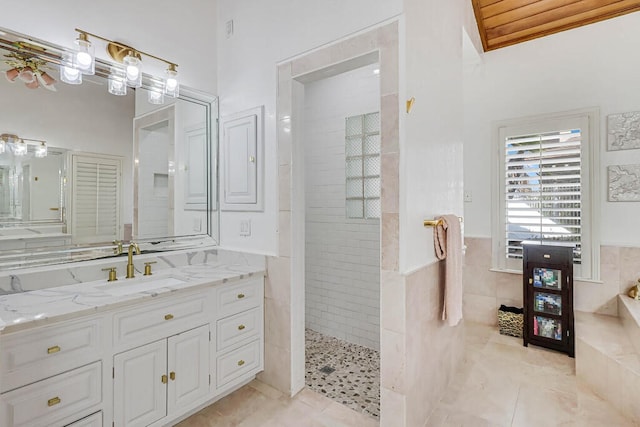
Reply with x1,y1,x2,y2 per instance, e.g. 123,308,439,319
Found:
434,215,463,327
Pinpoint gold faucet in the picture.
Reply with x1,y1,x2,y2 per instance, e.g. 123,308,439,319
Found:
126,243,140,279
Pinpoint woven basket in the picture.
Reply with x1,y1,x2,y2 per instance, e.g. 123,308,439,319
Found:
498,310,523,338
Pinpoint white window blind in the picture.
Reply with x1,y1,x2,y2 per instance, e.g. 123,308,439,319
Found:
504,130,582,262
494,109,599,280
70,154,122,244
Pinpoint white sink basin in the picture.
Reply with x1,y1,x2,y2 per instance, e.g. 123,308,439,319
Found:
95,275,187,296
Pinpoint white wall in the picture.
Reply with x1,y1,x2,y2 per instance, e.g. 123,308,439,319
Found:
463,12,640,248
1,0,217,93
303,64,380,350
217,0,402,254
400,0,465,273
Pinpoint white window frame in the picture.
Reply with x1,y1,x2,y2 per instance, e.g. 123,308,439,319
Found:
491,108,600,281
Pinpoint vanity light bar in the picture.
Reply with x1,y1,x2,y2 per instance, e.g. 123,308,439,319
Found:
0,27,180,105
0,134,47,157
68,29,180,100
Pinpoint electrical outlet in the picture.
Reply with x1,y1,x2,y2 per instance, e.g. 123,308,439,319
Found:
240,219,251,237
464,190,473,203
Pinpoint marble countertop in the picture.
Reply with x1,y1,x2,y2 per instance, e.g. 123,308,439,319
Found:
0,262,265,334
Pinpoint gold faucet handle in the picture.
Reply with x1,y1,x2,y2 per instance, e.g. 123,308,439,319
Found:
113,240,123,255
144,261,157,276
101,267,118,282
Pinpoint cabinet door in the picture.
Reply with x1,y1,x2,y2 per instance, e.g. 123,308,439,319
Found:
220,106,263,211
167,325,210,414
113,340,167,427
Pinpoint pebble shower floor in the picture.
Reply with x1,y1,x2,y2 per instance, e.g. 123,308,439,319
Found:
305,329,380,419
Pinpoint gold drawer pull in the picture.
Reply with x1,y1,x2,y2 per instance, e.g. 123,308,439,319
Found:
238,324,246,331
170,371,176,381
237,293,245,299
47,397,61,407
47,345,61,354
237,360,245,366
164,314,174,320
161,374,168,384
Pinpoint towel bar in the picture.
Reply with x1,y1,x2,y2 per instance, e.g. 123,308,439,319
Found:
423,217,463,227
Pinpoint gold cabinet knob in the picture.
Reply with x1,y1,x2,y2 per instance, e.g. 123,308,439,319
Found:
169,371,176,381
249,156,256,163
237,293,245,299
47,397,61,407
237,360,245,366
161,374,168,384
164,314,174,321
238,324,246,331
47,345,61,354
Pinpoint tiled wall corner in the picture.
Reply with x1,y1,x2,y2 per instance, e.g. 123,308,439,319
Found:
463,237,640,323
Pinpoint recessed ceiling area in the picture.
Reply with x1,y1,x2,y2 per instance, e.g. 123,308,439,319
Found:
472,0,640,51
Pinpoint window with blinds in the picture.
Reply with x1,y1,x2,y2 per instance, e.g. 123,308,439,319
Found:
504,129,582,262
493,109,599,280
70,154,122,244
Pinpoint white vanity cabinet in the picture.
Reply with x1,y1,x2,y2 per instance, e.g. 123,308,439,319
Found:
113,325,210,427
214,278,264,393
0,317,104,427
0,274,265,427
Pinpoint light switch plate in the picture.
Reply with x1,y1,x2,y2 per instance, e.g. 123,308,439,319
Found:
464,190,473,203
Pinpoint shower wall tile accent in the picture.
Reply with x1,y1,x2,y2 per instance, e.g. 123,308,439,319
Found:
303,64,381,350
463,237,640,324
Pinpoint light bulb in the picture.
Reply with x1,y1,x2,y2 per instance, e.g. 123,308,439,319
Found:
148,85,165,104
60,66,82,84
13,140,27,156
35,142,47,158
0,140,5,155
123,52,142,88
76,51,92,67
164,65,179,98
126,65,139,80
74,33,95,75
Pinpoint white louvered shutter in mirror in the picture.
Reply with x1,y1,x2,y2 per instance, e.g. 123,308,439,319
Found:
70,153,122,244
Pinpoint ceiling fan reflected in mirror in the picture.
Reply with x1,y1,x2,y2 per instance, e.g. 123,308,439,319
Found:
4,52,57,91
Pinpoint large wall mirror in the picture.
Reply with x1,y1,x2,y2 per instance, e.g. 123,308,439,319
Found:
0,27,218,269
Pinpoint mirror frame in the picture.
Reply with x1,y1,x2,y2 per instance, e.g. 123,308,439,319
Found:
0,26,219,270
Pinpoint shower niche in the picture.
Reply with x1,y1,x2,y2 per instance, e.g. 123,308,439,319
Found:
523,244,575,357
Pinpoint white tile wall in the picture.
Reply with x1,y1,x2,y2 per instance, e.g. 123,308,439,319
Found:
303,63,381,350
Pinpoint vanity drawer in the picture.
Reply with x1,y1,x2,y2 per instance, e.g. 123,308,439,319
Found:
0,361,102,427
216,339,262,388
217,307,262,351
0,318,102,393
113,292,208,350
216,279,263,318
66,411,102,427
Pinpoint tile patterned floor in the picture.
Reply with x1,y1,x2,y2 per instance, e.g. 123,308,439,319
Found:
177,322,633,427
175,379,378,427
305,329,380,419
426,322,636,426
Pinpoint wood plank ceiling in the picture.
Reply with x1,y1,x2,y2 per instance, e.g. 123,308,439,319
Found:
472,0,640,51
